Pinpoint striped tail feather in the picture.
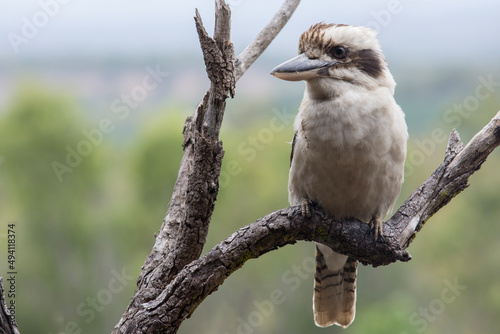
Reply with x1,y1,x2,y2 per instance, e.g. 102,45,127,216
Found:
313,244,358,328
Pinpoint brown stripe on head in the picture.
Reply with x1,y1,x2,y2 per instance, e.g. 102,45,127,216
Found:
299,23,337,55
338,49,387,78
353,49,385,78
316,47,385,80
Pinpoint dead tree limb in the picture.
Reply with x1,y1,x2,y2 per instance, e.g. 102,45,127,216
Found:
138,111,500,328
113,0,500,332
0,277,20,334
112,1,302,333
234,0,301,80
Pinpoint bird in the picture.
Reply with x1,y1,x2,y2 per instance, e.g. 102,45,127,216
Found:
271,23,408,328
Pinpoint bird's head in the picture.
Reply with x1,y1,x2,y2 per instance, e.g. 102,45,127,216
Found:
271,23,395,98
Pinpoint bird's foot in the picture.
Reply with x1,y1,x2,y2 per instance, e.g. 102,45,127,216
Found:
369,217,384,241
300,198,312,217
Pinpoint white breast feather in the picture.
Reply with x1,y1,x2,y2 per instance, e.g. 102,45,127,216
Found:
288,82,407,222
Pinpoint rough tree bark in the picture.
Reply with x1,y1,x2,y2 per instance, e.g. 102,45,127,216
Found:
0,278,20,334
112,0,301,333
112,1,500,333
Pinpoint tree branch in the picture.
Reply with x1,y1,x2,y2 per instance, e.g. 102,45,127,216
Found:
234,0,301,81
113,0,500,331
388,110,500,248
0,277,20,334
111,0,500,329
194,2,235,138
139,110,500,327
112,1,301,333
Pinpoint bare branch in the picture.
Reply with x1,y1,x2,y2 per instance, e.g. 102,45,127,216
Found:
112,4,233,333
0,277,20,334
134,110,500,330
195,2,235,138
110,1,499,333
234,0,302,81
138,206,409,331
389,110,500,247
113,1,302,332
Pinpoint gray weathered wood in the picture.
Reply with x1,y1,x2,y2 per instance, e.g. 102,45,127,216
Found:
0,277,20,334
140,111,500,330
234,0,301,81
112,1,302,333
112,0,500,332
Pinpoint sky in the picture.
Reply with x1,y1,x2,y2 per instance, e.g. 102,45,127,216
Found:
1,0,500,65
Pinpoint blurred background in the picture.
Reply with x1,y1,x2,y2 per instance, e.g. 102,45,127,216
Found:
0,1,499,333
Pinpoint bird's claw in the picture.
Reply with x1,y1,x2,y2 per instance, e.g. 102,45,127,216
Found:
369,217,384,240
300,198,312,217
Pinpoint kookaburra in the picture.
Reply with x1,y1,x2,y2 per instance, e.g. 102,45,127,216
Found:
271,23,408,328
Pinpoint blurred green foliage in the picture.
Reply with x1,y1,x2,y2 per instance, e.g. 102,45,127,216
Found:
0,83,499,334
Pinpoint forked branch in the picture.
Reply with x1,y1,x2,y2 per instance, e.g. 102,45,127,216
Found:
234,0,301,80
141,111,500,329
113,0,500,332
112,1,302,333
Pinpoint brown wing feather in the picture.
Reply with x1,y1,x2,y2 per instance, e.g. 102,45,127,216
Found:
290,132,297,167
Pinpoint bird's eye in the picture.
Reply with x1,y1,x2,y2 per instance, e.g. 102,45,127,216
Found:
331,46,347,59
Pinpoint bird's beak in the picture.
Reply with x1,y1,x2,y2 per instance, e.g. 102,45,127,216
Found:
270,53,334,81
